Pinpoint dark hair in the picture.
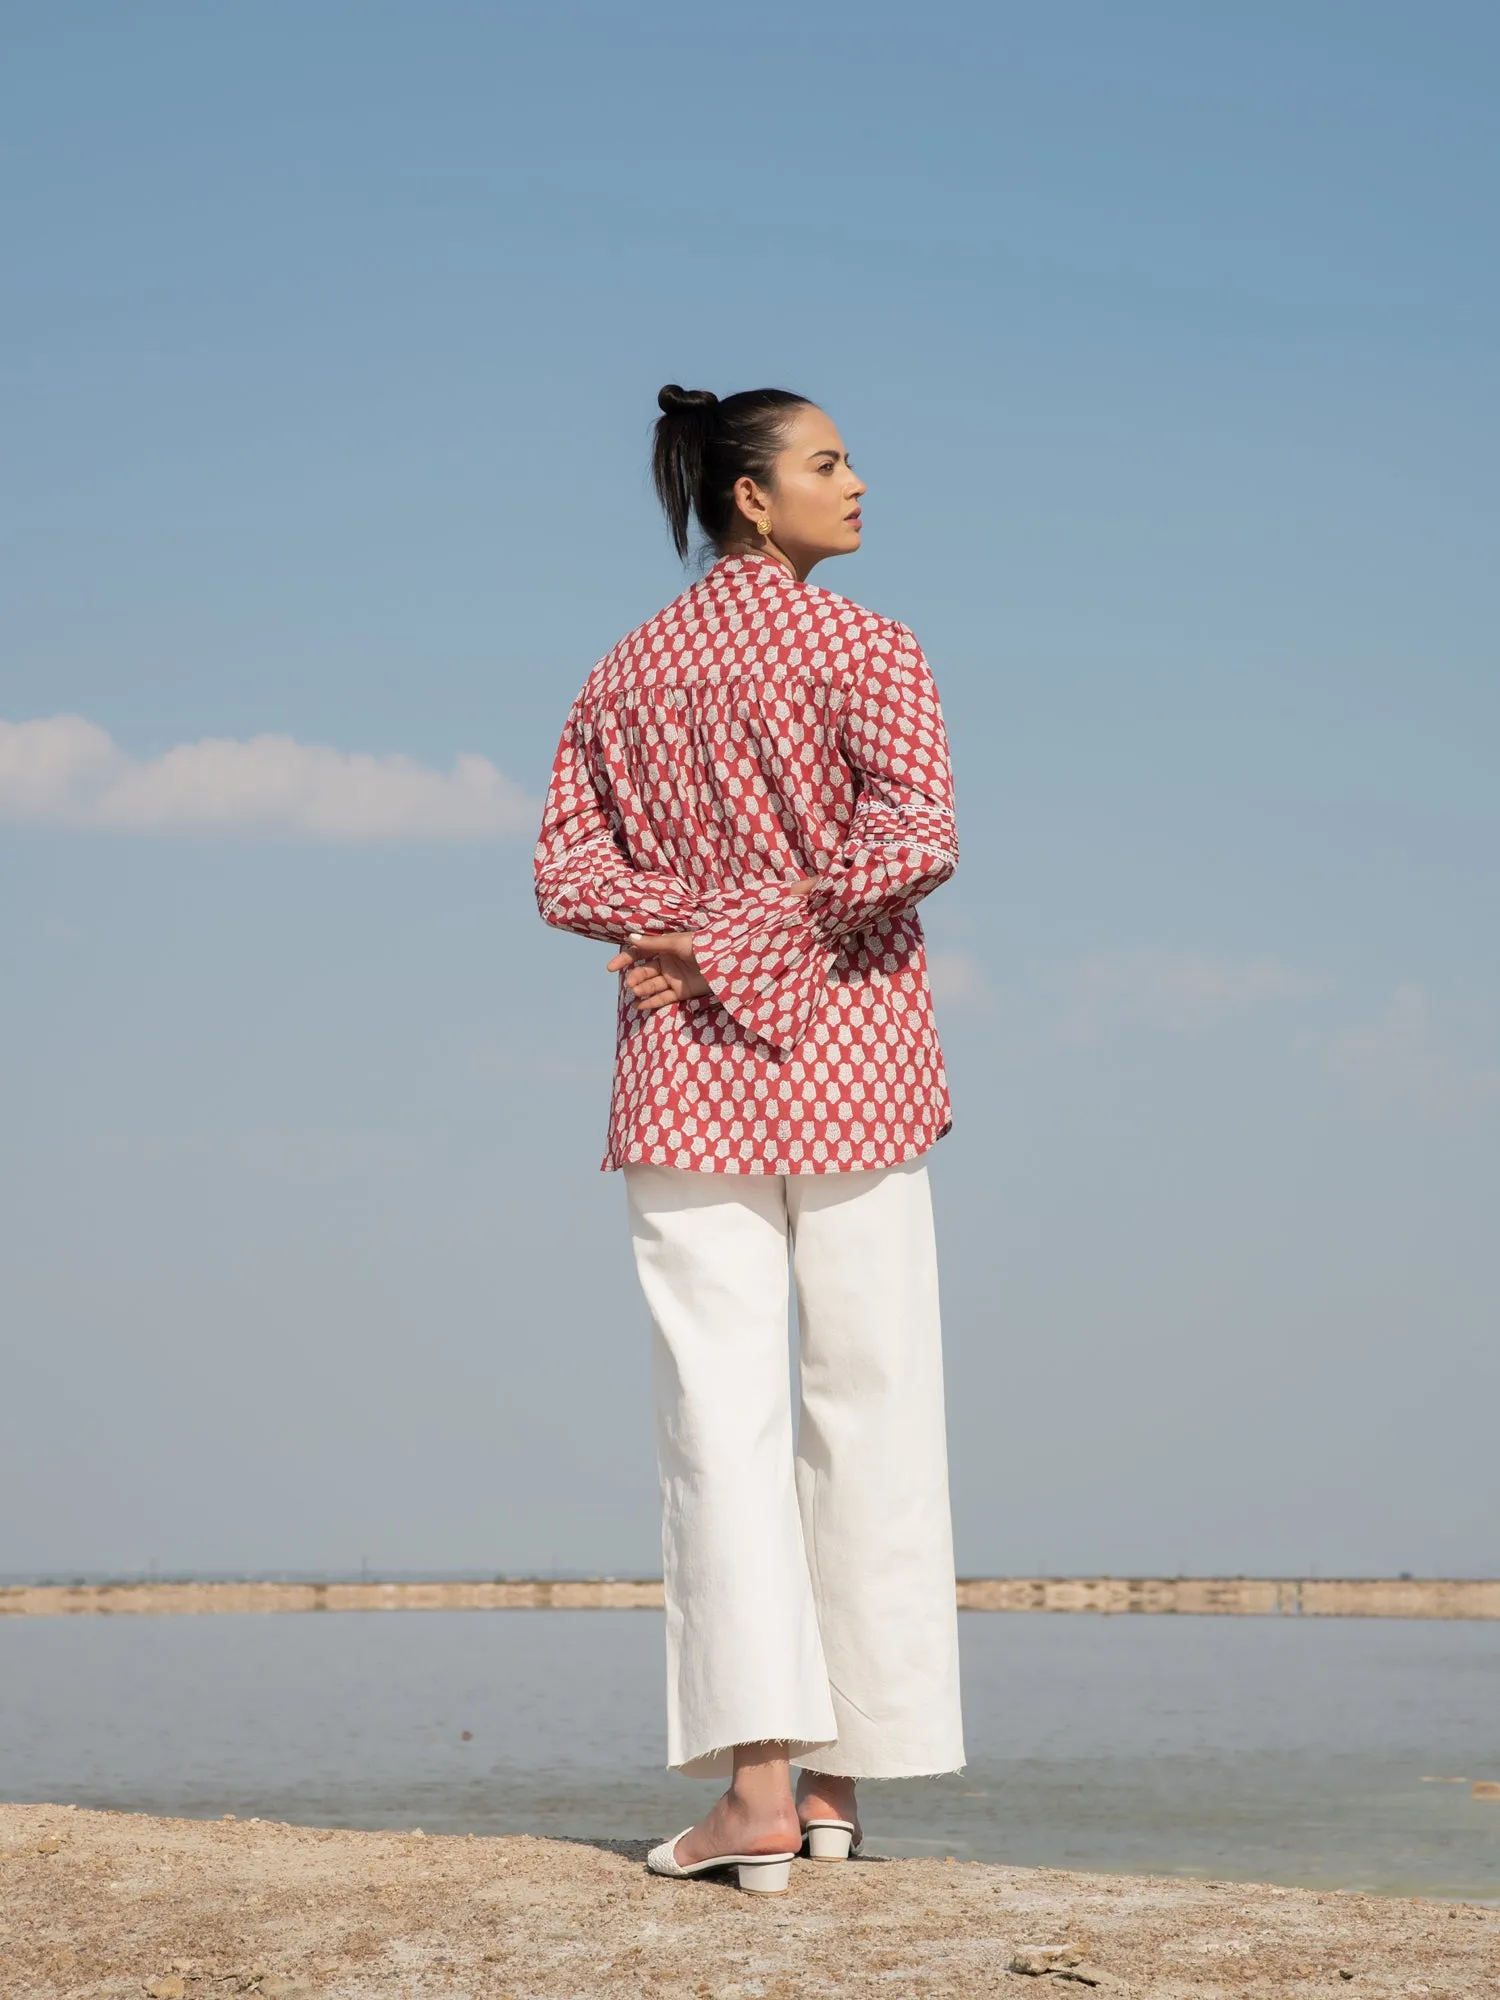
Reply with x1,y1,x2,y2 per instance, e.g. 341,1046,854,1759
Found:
652,384,812,561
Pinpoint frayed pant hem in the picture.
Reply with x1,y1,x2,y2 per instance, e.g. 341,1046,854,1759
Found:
672,1736,837,1781
795,1757,967,1781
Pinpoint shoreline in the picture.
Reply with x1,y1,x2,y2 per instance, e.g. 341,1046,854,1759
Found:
3,1802,1496,1998
4,1574,1499,1618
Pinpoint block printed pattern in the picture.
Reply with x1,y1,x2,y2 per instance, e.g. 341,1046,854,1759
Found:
534,553,957,1173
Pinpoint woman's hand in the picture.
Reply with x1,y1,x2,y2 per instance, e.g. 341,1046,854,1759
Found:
608,933,712,1013
608,883,816,1014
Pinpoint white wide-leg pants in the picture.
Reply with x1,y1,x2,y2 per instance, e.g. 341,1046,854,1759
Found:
624,1158,965,1781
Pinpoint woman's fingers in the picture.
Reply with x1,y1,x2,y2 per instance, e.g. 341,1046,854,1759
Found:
609,934,707,1013
629,978,676,1011
611,947,668,986
611,939,671,972
626,966,687,1012
629,931,693,957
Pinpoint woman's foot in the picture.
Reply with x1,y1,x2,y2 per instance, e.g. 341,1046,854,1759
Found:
669,1744,802,1868
795,1769,861,1847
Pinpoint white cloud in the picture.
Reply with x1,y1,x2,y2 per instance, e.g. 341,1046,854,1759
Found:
0,715,536,842
1332,983,1500,1118
927,949,991,1008
1062,949,1326,1042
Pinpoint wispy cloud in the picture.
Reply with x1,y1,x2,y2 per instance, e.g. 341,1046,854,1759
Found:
0,715,536,842
1062,949,1326,1042
1332,983,1500,1118
927,949,992,1008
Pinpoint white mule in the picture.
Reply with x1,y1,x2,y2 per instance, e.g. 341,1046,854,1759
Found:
646,1829,796,1895
802,1817,859,1862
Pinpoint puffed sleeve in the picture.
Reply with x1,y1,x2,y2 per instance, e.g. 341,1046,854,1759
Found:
534,700,705,944
692,624,957,1054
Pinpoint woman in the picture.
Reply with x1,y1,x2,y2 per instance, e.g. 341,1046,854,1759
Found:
534,385,964,1894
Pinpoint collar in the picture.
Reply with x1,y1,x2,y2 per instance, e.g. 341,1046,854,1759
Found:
709,549,798,587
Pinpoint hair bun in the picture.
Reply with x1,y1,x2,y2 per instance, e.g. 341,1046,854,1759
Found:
658,384,719,415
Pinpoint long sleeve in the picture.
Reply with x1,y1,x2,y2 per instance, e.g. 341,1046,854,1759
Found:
534,702,704,944
693,625,957,1055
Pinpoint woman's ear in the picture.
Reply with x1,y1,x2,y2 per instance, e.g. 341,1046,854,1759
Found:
732,474,771,525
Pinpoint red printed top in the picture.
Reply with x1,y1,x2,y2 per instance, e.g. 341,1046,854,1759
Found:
534,552,957,1174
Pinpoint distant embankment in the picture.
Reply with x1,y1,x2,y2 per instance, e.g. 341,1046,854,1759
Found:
3,1576,1498,1618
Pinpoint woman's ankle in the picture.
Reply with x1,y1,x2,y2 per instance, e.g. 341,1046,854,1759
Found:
796,1769,858,1813
728,1743,798,1825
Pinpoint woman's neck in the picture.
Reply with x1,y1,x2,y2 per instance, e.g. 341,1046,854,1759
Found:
728,540,811,583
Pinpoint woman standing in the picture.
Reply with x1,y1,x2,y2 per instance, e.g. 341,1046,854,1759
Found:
534,385,964,1893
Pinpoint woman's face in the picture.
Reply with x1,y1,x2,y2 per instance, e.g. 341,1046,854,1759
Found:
737,405,866,576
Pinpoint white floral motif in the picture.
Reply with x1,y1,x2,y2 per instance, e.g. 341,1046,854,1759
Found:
534,553,958,1174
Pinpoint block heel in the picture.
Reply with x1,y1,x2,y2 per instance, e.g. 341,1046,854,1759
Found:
735,1856,792,1894
803,1818,858,1862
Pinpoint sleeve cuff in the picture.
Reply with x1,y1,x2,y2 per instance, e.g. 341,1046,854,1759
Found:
693,883,834,1056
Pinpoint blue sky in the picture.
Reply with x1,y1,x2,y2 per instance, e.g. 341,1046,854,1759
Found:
3,1,1497,1579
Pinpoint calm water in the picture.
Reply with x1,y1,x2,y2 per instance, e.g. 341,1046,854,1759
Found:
3,1611,1498,1900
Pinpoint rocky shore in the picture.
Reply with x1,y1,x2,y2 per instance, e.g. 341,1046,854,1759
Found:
4,1577,1499,1620
2,1802,1496,1999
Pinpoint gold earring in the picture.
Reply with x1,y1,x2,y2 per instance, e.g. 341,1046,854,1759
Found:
757,516,772,537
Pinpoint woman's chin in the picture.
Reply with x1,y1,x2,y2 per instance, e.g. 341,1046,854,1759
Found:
800,529,862,567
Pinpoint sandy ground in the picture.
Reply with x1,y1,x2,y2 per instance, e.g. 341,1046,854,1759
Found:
1,1803,1495,1999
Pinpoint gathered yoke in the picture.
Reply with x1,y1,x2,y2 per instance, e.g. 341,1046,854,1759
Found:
534,552,958,1174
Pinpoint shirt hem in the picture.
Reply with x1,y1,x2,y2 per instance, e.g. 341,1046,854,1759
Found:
600,1120,951,1175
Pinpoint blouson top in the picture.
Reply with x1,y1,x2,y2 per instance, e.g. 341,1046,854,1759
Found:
534,551,957,1174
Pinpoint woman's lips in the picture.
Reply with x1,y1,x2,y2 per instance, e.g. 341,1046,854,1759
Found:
846,512,862,527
